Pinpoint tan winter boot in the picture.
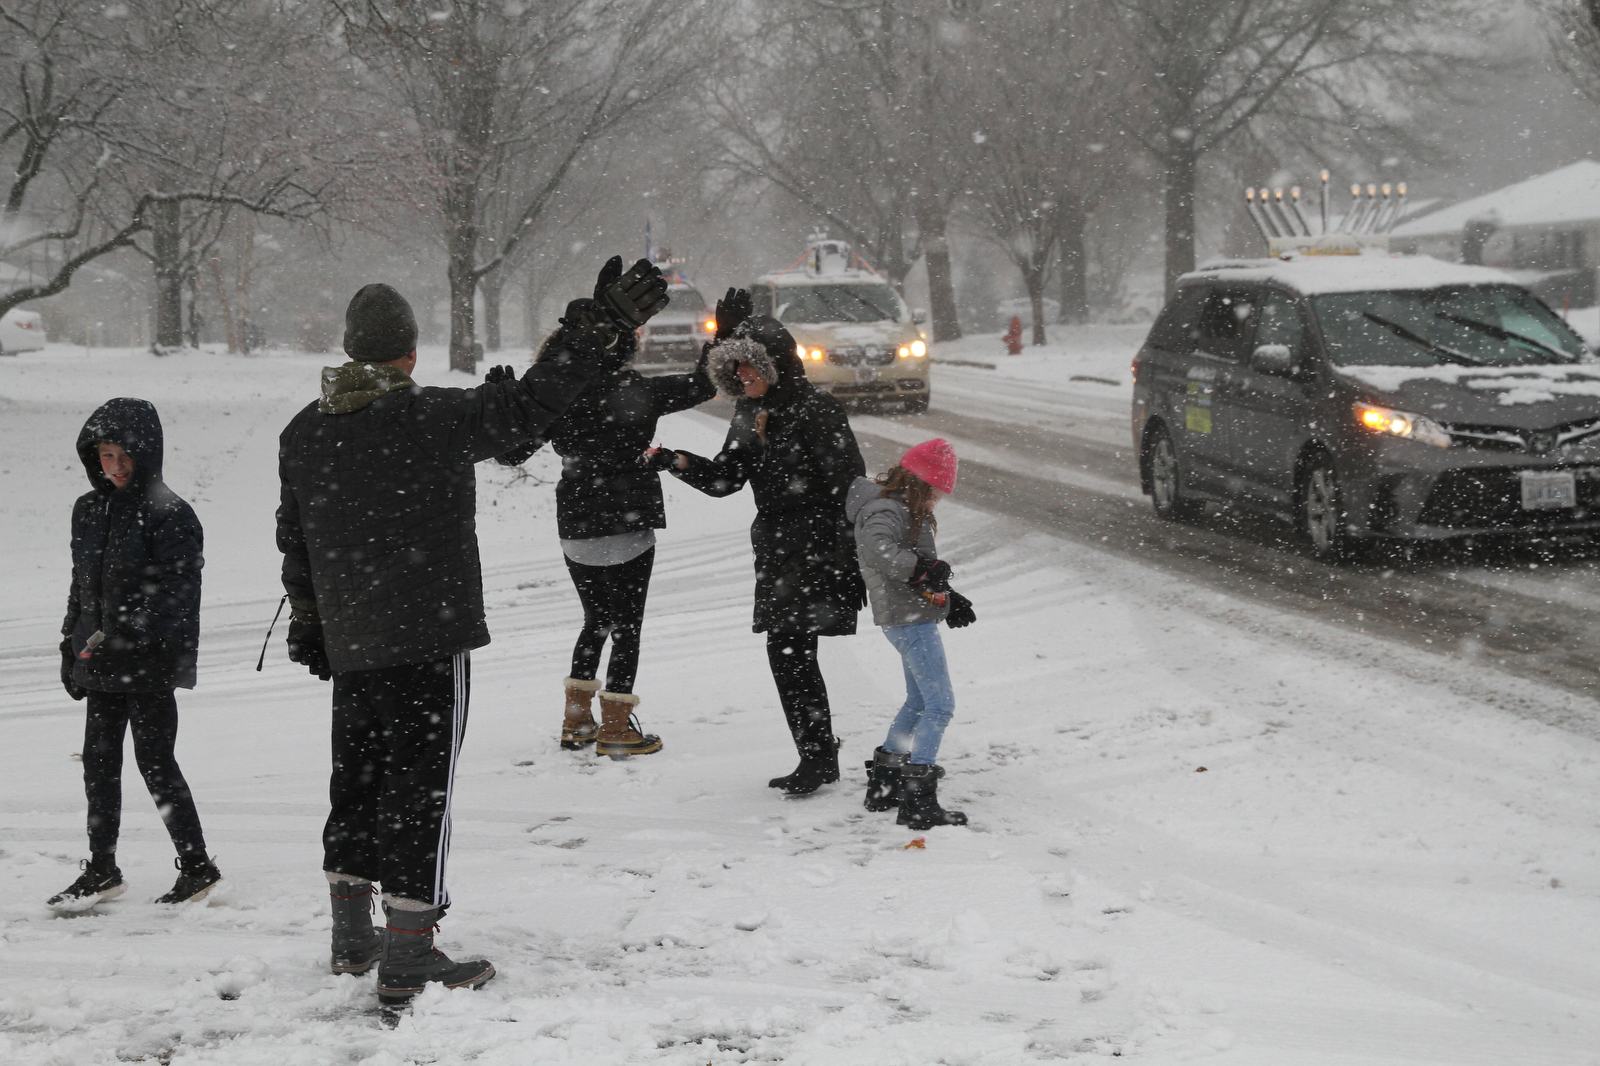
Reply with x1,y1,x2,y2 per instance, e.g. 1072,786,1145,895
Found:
561,677,601,749
595,691,662,758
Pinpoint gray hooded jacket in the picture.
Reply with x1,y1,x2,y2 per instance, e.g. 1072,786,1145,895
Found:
845,476,948,627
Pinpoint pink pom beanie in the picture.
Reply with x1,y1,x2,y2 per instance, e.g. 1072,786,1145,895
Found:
900,437,958,494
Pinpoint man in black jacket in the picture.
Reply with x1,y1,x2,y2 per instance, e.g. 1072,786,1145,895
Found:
277,262,666,1004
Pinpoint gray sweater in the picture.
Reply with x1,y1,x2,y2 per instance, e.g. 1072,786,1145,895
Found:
845,476,949,628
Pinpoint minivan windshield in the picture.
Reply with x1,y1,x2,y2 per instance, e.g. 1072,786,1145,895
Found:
1313,285,1588,368
776,284,903,324
665,288,706,313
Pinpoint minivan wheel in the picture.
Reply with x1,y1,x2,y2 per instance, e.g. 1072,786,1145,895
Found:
1300,456,1351,563
1148,426,1204,522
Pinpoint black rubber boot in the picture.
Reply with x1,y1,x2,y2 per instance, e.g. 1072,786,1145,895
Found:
156,854,221,904
376,905,495,1005
863,747,908,812
47,857,125,912
897,764,967,830
769,736,841,795
329,880,384,975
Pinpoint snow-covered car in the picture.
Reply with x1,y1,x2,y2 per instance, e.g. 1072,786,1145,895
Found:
636,281,713,369
750,238,930,413
0,308,47,353
1133,252,1600,559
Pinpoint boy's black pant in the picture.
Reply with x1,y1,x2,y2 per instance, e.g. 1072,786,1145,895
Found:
564,547,654,693
83,690,208,859
323,652,468,906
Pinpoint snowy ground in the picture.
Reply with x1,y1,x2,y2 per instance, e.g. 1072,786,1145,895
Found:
2,342,1599,1064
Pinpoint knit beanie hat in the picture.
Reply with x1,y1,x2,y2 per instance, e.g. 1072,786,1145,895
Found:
343,283,418,362
900,437,958,494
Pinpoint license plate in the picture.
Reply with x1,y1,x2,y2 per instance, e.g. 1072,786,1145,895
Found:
1520,469,1576,510
855,369,878,384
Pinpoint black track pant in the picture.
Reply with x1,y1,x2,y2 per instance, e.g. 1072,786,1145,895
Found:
765,632,833,756
82,690,207,860
323,652,468,907
565,547,654,694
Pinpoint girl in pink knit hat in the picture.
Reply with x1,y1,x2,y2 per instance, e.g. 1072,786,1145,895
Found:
843,437,975,830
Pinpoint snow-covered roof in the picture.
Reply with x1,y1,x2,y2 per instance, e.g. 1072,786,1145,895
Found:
756,267,891,287
1390,160,1600,239
1188,253,1513,296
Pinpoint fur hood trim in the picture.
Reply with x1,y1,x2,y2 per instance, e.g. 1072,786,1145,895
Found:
706,336,777,399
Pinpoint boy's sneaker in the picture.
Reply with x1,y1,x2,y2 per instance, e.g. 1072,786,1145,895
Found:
47,859,125,912
157,854,221,904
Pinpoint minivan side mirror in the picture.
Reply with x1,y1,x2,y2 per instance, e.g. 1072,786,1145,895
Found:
912,307,928,324
1250,343,1295,376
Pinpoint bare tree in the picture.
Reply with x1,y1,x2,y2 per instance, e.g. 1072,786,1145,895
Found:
963,3,1134,344
0,0,336,333
335,0,714,372
1543,0,1600,103
1121,0,1483,295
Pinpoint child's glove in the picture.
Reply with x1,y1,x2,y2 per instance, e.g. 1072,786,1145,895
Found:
287,619,331,681
908,555,951,594
945,589,976,628
59,639,86,701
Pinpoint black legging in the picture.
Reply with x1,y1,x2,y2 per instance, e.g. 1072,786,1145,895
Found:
565,547,655,693
765,631,833,755
82,690,207,861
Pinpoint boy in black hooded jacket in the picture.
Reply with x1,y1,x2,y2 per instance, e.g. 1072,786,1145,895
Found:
51,397,219,910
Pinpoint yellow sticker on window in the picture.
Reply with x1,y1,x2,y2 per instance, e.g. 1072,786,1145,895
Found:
1185,406,1212,434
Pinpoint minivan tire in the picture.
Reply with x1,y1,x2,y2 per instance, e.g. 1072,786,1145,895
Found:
1147,425,1205,522
1299,454,1352,563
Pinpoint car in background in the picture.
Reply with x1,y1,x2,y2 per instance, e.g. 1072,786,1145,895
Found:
0,308,47,353
1132,253,1600,560
749,238,930,412
636,278,713,370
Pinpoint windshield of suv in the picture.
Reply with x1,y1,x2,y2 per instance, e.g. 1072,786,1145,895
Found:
665,288,706,313
775,284,903,324
1313,285,1588,368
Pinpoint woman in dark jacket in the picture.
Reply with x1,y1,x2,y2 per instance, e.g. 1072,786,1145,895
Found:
52,397,220,910
653,309,866,793
496,275,717,758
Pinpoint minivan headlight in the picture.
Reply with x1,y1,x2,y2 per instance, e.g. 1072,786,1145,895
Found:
1354,403,1451,448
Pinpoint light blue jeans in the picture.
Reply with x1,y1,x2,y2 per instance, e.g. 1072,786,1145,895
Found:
881,622,955,765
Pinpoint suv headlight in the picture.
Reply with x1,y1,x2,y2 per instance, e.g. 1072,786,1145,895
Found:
1354,403,1450,448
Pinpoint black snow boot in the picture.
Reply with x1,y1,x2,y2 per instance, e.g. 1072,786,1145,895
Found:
769,736,841,795
863,746,909,812
329,880,384,975
156,853,221,904
47,857,125,912
376,905,495,1005
897,764,967,830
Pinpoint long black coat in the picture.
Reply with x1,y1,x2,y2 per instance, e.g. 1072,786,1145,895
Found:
277,337,600,673
63,398,203,692
496,359,714,539
674,328,866,636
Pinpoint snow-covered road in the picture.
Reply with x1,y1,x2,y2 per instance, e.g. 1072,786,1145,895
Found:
2,344,1599,1064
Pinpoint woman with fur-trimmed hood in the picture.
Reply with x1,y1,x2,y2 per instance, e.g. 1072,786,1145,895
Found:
647,300,866,794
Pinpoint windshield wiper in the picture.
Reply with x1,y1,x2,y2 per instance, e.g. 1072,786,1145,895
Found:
1360,311,1487,366
1434,311,1579,364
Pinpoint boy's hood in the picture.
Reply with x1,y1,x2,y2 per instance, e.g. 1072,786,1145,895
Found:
77,397,163,496
845,475,886,523
320,360,416,414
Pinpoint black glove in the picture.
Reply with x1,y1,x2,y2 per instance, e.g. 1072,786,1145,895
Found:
556,297,622,359
286,618,331,681
598,257,670,330
946,589,976,628
592,254,625,301
484,364,517,384
641,446,681,472
714,287,752,341
908,555,952,594
59,639,86,701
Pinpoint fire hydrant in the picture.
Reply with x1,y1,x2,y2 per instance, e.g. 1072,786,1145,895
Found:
1003,316,1024,356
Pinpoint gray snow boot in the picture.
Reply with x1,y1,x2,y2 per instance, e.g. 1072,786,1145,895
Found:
897,764,967,830
329,880,384,975
375,905,495,1005
863,746,908,812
